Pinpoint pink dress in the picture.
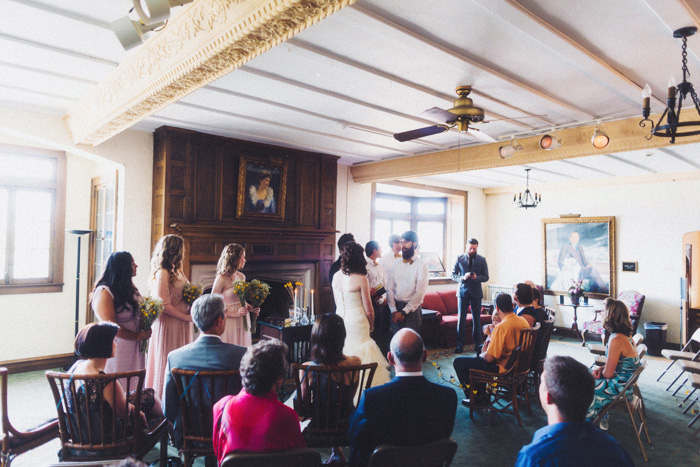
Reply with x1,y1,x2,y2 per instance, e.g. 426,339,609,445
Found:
214,272,253,347
145,269,192,397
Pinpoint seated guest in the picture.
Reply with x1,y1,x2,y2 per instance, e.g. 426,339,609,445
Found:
453,293,529,405
213,339,305,463
300,314,362,464
516,356,633,466
514,283,547,327
162,294,246,448
481,308,502,353
68,323,164,437
348,329,457,467
532,287,544,312
586,298,640,421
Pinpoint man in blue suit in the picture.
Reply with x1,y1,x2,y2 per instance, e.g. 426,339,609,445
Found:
348,329,457,466
452,238,489,353
162,294,247,449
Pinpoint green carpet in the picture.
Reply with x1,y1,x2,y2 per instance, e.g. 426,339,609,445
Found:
5,338,700,465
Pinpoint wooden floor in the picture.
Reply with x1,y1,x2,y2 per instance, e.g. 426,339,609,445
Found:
5,337,700,466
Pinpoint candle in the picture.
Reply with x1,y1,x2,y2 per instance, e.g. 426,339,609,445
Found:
294,289,298,311
311,289,315,316
305,287,309,309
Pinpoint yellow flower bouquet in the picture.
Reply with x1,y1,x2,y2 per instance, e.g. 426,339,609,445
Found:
233,280,249,331
139,296,164,353
244,279,271,333
182,283,203,306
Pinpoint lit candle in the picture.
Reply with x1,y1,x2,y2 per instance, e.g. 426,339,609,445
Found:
311,289,315,316
294,288,298,311
304,287,308,309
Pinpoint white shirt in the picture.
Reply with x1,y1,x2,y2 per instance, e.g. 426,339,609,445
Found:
387,254,429,314
381,251,402,282
366,259,386,305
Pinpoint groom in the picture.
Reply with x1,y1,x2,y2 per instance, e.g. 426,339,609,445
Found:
386,230,429,334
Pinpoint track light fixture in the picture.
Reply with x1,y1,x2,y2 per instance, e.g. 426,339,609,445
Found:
539,133,562,150
591,123,609,149
112,0,193,50
498,138,523,159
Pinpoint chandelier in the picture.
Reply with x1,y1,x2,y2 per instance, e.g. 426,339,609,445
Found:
514,169,540,209
640,26,700,143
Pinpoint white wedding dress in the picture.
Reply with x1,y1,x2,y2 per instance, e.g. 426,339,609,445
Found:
332,273,391,387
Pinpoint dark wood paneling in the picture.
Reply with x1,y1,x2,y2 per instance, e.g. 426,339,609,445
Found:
193,137,219,220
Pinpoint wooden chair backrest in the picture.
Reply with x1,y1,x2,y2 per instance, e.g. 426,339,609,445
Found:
45,370,145,460
368,437,458,467
170,369,242,447
221,447,322,467
533,319,555,367
292,362,377,434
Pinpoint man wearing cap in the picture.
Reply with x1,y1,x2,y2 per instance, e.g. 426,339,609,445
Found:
386,230,430,334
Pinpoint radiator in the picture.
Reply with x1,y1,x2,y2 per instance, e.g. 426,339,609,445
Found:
485,284,513,304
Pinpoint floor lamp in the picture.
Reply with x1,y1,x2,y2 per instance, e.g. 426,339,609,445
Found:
66,229,92,368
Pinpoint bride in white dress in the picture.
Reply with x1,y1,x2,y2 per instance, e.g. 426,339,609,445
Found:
332,242,391,387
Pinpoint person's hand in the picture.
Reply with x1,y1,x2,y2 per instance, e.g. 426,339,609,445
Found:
252,307,261,316
369,288,377,297
470,272,477,280
592,367,602,379
391,312,406,323
237,307,248,317
136,330,152,341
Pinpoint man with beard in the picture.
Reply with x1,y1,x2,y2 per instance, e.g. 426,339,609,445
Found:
386,231,429,334
452,238,489,354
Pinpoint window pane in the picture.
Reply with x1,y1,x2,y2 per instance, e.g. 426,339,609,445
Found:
393,220,411,235
374,219,392,249
376,197,411,214
417,221,445,262
0,153,55,181
13,190,52,279
417,200,445,215
0,189,7,279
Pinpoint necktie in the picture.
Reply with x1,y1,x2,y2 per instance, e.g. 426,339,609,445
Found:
395,253,400,258
403,259,413,265
468,256,473,270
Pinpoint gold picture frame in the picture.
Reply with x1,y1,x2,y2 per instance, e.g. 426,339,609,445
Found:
542,216,615,299
236,156,287,221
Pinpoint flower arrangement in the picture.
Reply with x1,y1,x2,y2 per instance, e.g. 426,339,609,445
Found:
233,280,250,331
244,279,271,333
284,281,303,302
138,296,163,353
568,279,584,304
182,283,203,306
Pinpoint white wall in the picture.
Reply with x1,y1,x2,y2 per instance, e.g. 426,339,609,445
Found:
0,107,153,363
484,175,700,345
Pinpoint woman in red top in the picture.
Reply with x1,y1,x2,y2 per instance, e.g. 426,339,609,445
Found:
213,339,305,463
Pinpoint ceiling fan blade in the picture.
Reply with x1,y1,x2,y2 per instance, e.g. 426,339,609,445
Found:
394,125,449,142
482,114,548,124
421,107,457,124
465,127,497,143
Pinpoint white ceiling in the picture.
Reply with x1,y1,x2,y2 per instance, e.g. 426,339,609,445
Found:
2,0,700,188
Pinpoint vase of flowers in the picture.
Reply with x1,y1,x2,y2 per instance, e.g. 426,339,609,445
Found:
138,296,164,353
568,280,584,305
244,279,271,333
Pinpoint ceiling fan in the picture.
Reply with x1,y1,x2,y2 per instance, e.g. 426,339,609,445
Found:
393,86,543,143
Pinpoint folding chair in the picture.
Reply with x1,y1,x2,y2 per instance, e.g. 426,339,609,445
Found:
657,328,700,385
589,333,643,358
593,343,646,368
368,437,458,467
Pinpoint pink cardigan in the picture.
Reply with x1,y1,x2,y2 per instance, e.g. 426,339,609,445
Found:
213,388,305,463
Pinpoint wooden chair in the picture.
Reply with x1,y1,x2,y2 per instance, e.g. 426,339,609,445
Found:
220,447,322,466
1,368,59,467
468,325,539,428
292,362,377,448
45,370,167,464
657,327,700,387
368,437,458,467
592,360,650,462
529,319,555,392
171,369,242,467
581,291,645,345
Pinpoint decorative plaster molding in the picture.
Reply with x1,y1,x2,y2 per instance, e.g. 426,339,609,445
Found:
64,0,357,146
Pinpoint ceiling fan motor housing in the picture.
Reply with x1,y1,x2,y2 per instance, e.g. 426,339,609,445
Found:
448,85,485,124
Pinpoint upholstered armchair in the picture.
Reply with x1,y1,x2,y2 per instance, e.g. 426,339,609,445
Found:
581,290,645,345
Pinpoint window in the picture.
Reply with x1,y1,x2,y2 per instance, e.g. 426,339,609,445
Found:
0,145,66,294
372,193,447,266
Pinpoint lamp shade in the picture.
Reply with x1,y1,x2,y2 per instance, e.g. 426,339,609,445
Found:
539,134,562,150
591,128,610,149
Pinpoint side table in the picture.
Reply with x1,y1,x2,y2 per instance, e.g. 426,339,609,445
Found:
558,304,593,345
259,321,313,375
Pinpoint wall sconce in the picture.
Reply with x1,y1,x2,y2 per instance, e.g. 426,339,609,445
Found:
591,124,610,149
498,138,523,159
539,133,562,150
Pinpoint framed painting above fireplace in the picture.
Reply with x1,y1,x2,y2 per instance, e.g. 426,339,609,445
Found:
236,156,287,221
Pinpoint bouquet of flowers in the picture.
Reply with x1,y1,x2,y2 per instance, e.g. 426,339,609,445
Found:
182,283,203,306
568,280,584,304
138,296,164,353
244,279,271,333
284,281,302,302
233,280,250,331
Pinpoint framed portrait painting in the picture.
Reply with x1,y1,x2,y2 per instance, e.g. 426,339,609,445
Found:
542,216,615,299
236,156,287,221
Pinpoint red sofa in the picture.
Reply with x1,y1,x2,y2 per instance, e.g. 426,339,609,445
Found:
420,290,493,349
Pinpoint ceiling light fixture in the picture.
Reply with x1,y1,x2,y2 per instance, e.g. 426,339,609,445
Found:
112,0,193,50
498,137,523,159
640,26,700,144
112,16,165,50
591,123,609,149
539,132,562,150
514,168,540,209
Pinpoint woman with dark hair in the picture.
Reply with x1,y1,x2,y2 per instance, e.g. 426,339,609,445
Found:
332,242,390,387
91,251,150,375
301,314,362,463
212,339,305,463
145,234,192,396
212,243,259,346
68,323,164,435
586,298,640,421
247,170,276,213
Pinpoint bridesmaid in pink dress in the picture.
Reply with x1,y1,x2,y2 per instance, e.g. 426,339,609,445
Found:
145,234,193,397
212,244,259,347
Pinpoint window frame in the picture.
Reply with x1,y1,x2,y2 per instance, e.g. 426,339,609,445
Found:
0,144,66,295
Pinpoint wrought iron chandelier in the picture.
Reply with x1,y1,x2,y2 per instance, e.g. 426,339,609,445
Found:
640,26,700,144
514,169,540,209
